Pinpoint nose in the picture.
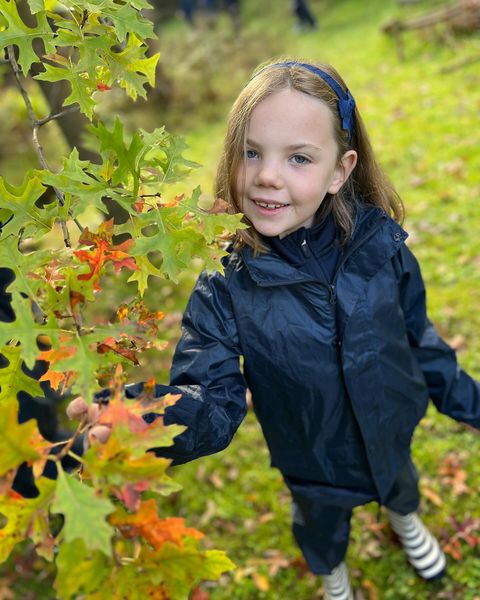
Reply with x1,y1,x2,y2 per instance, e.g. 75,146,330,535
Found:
254,159,283,188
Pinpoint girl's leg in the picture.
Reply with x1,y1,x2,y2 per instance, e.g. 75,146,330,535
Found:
291,499,352,574
384,460,446,580
290,498,354,598
322,561,354,600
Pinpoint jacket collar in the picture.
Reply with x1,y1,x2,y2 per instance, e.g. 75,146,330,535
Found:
239,206,408,287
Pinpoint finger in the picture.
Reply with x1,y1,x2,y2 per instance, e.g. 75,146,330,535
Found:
66,396,88,420
88,425,112,445
87,403,101,423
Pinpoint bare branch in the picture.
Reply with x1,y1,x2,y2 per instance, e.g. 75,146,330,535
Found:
37,105,80,127
6,46,84,245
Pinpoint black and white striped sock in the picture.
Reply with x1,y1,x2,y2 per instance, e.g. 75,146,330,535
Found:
387,509,447,580
322,561,354,600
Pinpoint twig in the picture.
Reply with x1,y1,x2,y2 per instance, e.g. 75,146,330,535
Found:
36,105,80,127
51,416,87,463
6,46,84,246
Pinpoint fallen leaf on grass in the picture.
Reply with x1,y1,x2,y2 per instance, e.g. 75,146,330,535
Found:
208,472,224,489
438,453,470,496
252,572,270,592
421,485,443,507
361,579,379,600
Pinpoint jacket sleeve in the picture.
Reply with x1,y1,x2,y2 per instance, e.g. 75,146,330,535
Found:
393,243,480,428
140,269,247,464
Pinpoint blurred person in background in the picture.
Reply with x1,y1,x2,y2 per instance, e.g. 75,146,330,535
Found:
292,0,318,31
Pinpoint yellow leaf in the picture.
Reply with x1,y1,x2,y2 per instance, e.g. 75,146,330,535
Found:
252,572,270,592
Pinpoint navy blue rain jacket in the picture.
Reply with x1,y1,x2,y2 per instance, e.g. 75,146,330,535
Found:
125,207,480,506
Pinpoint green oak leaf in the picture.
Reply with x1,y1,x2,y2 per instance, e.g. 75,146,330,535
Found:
82,433,183,495
0,172,49,238
39,150,112,216
55,538,110,600
131,229,187,283
199,213,246,244
26,0,45,13
0,400,42,477
34,63,96,119
0,0,55,75
112,35,159,101
90,118,145,192
152,134,200,185
0,345,43,403
75,28,116,81
145,543,235,600
0,236,44,299
0,477,56,563
104,1,156,43
0,292,60,369
51,467,115,556
127,254,163,296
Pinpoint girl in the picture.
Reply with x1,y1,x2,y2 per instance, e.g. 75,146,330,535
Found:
75,59,480,598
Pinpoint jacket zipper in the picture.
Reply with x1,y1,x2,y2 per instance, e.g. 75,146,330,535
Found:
301,236,336,303
256,215,387,293
328,215,387,304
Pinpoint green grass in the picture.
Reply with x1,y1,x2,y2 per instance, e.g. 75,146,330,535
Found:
154,1,480,598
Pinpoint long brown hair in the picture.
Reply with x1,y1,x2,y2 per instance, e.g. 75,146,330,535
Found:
215,58,404,253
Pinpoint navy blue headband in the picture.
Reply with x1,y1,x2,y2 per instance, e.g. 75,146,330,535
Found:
253,61,356,143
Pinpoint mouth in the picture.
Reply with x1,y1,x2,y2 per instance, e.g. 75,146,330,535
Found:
251,199,290,210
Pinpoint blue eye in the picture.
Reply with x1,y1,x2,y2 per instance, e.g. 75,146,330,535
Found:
246,149,258,159
292,155,310,165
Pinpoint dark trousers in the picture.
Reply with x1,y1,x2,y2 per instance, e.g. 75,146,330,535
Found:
285,460,420,574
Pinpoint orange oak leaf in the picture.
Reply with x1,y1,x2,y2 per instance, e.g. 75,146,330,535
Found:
110,499,203,549
159,193,184,208
133,198,146,212
97,398,148,434
96,83,112,91
74,219,137,288
38,369,65,391
37,340,76,365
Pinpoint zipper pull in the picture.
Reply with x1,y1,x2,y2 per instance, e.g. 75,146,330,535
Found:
300,238,311,257
329,284,336,305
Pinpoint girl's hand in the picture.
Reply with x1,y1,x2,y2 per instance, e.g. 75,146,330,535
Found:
66,396,112,447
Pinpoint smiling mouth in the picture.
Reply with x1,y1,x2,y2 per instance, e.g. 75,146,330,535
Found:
252,200,289,209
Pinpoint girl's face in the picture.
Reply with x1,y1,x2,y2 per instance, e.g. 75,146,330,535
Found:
236,88,357,239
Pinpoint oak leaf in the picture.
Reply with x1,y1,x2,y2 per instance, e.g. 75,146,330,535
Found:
111,499,203,551
0,400,48,477
0,477,56,562
51,468,115,556
0,345,43,402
